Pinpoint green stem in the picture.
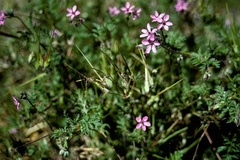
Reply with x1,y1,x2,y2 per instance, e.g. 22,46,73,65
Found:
13,16,33,34
147,78,184,105
179,138,199,154
75,45,103,81
17,73,47,88
157,127,188,145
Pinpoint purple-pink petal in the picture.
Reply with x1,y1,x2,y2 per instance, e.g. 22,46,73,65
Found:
154,11,159,16
72,5,77,12
149,34,155,41
142,125,146,131
142,116,148,122
140,33,148,38
146,45,151,53
144,122,151,126
166,22,173,26
152,28,157,33
154,41,160,46
142,39,150,45
136,123,142,129
129,6,135,11
152,45,157,53
158,24,163,29
136,116,142,122
164,26,169,30
164,14,169,21
126,2,130,8
147,23,151,32
75,11,80,16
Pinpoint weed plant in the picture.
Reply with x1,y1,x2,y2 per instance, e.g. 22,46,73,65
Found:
1,0,240,159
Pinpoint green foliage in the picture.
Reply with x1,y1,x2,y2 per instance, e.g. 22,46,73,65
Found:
217,134,240,160
166,151,183,160
190,47,220,73
1,0,240,159
165,30,187,51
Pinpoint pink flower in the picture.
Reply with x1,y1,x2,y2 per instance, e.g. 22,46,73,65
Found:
140,23,157,41
142,38,160,54
157,13,173,31
12,96,20,110
150,11,164,22
10,128,18,134
132,8,141,20
0,10,6,25
175,0,189,12
225,19,230,26
136,116,151,131
66,5,80,20
121,2,135,14
109,6,120,15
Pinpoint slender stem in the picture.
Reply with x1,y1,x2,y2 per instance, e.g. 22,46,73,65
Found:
192,124,208,160
160,29,166,42
192,124,222,160
82,23,92,33
166,119,179,135
156,127,188,145
13,16,33,34
0,31,20,39
15,134,50,149
161,44,180,53
203,126,222,160
26,97,54,131
147,78,184,105
21,92,54,131
179,138,199,155
75,45,103,81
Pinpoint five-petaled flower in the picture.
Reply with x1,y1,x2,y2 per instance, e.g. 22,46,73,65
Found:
12,96,20,110
175,0,189,12
109,6,120,15
136,116,151,131
0,10,6,25
132,8,141,20
157,13,173,31
140,23,157,41
142,38,160,54
150,11,164,22
66,5,80,20
121,2,135,14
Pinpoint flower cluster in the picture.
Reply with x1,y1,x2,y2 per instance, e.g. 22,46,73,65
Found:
0,10,6,25
140,23,160,54
175,0,189,12
109,2,141,21
140,11,173,54
136,116,151,131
